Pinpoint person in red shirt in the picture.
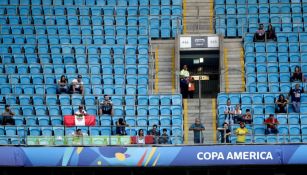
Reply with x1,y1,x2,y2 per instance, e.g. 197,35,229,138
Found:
264,114,279,134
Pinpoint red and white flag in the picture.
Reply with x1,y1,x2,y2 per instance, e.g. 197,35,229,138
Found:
64,115,96,126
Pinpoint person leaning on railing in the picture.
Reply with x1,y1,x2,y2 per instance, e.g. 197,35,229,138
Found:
189,118,205,144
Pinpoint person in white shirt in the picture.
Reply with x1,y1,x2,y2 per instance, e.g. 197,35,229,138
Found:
137,129,145,144
71,74,84,94
71,129,88,137
180,65,190,78
224,99,235,125
75,105,87,116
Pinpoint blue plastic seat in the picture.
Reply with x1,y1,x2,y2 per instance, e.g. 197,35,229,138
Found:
29,127,41,136
289,125,300,135
280,83,291,93
253,115,264,124
38,116,50,126
279,73,290,83
61,106,72,115
239,94,251,105
279,63,289,72
251,105,263,115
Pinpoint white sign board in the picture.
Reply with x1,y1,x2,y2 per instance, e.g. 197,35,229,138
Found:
180,37,192,48
207,36,219,48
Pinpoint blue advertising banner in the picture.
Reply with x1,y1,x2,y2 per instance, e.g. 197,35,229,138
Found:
0,145,307,167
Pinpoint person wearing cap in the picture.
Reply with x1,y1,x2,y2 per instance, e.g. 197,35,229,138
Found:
71,75,84,94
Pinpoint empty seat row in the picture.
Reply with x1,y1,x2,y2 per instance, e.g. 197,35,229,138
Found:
245,72,290,83
245,62,307,73
215,0,302,5
0,6,182,17
218,92,307,105
0,0,182,6
3,94,182,106
0,54,149,65
0,44,149,55
216,4,305,15
217,14,306,27
1,64,149,75
0,84,148,95
0,25,149,35
245,52,307,63
0,15,181,27
245,42,307,53
1,16,152,26
0,35,149,45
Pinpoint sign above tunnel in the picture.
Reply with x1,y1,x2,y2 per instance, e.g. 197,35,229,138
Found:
179,35,219,49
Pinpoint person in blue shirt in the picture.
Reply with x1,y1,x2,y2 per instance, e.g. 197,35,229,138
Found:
189,118,205,144
289,84,304,113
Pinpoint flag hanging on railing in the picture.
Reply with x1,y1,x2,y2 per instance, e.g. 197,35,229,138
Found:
64,115,96,126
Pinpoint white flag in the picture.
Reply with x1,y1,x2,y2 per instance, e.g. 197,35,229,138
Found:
74,115,85,126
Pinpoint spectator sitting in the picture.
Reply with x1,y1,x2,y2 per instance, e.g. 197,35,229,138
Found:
57,75,68,94
266,23,276,41
219,122,231,143
71,74,84,94
290,66,303,82
159,129,169,144
71,128,88,137
264,114,279,134
75,105,87,116
2,105,15,125
116,118,128,135
70,129,88,145
148,124,160,143
235,122,249,143
254,24,265,42
233,104,242,124
137,129,145,144
289,84,304,113
242,109,252,124
275,94,288,113
224,99,235,125
98,95,114,116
